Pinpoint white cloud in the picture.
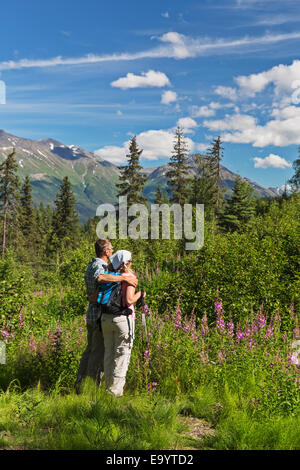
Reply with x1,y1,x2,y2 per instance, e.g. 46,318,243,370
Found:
190,105,216,117
161,12,169,18
235,60,300,99
111,70,171,89
177,117,198,133
253,154,292,169
117,110,123,116
94,127,202,163
214,86,238,101
2,31,300,71
203,108,300,147
94,145,128,164
161,90,177,104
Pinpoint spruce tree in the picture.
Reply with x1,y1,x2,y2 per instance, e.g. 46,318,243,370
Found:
221,176,255,231
116,136,147,205
0,150,20,256
166,126,191,205
50,176,79,250
288,146,300,191
20,176,35,239
154,184,164,204
206,136,224,212
190,153,218,218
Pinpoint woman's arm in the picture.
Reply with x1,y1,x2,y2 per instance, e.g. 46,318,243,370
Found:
126,285,142,306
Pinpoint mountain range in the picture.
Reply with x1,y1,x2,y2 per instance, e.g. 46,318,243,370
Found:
0,130,282,222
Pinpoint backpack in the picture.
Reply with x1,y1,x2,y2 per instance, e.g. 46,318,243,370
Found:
97,271,132,316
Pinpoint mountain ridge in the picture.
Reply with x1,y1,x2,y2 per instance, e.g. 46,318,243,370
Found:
0,130,283,221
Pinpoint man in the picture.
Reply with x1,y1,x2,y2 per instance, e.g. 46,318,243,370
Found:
75,238,138,392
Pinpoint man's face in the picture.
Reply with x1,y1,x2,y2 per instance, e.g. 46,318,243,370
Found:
105,244,114,258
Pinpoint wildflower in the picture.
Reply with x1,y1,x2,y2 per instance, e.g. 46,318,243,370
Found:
201,312,209,336
226,320,234,337
218,350,225,364
216,316,225,333
214,301,223,315
265,326,274,340
19,312,24,328
144,349,151,360
174,308,182,329
257,315,266,329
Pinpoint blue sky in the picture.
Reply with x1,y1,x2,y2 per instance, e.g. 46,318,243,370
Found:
1,0,300,189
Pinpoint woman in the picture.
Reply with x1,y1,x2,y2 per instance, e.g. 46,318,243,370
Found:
101,250,145,396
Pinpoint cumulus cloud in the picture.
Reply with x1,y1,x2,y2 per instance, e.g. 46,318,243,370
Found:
177,117,198,133
203,108,300,147
94,127,202,163
111,70,171,89
161,90,178,104
161,11,169,18
214,86,238,101
190,105,216,117
253,154,292,169
235,60,300,99
95,145,128,164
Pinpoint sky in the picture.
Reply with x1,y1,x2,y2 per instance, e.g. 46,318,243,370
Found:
1,0,300,189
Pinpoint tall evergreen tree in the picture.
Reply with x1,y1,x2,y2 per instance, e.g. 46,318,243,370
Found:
0,150,20,256
206,136,224,212
220,176,255,232
166,126,191,205
116,136,147,205
20,176,35,239
50,177,79,250
190,153,218,218
154,184,164,205
288,146,300,191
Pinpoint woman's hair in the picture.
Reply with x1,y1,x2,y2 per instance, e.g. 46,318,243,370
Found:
117,261,134,274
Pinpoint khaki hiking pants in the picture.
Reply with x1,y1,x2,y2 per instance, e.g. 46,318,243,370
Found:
75,322,104,388
101,313,134,396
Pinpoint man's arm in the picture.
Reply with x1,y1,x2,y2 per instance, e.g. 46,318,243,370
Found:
97,273,138,288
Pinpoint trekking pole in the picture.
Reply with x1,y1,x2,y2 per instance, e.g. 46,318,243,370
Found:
139,289,148,362
140,289,148,343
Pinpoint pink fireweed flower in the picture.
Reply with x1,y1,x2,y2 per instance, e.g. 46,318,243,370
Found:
164,314,170,322
226,321,234,337
201,312,209,336
200,351,209,364
83,316,87,324
265,326,274,339
144,349,151,360
293,328,300,339
214,301,223,315
257,315,266,329
218,350,225,364
19,312,24,328
216,316,225,333
144,304,151,317
251,323,258,335
174,308,182,329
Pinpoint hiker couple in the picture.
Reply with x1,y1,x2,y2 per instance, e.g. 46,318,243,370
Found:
75,238,145,396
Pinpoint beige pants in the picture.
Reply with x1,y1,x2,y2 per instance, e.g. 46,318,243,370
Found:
75,322,104,388
101,313,134,396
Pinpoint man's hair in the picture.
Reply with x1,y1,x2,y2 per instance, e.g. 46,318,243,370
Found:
95,239,111,257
